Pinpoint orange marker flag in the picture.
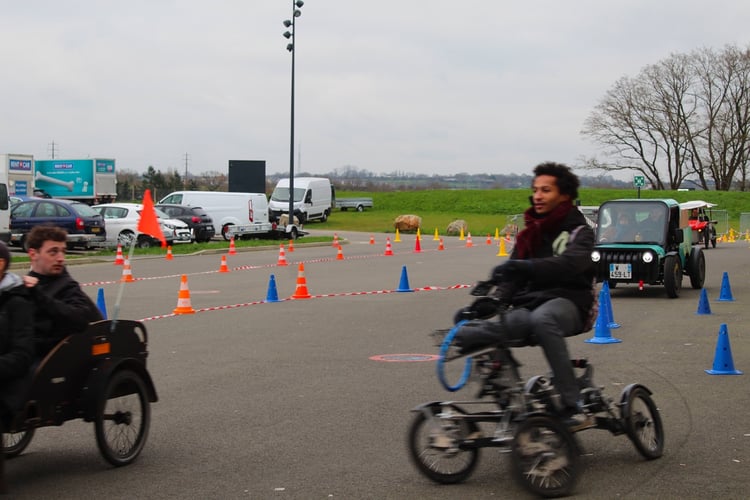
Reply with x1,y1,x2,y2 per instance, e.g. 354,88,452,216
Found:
138,189,166,247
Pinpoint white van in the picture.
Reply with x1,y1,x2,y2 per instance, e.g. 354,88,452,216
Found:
158,191,271,240
269,177,333,223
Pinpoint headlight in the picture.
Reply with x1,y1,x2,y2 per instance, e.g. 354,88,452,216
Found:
642,252,654,263
591,251,601,262
164,223,175,230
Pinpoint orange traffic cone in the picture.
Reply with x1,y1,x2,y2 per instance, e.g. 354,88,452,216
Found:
413,235,422,253
114,244,124,265
291,263,312,299
288,239,295,252
438,237,445,251
277,244,288,266
466,233,473,248
173,274,196,314
219,255,229,273
384,237,394,256
486,234,492,245
165,245,174,260
120,258,135,283
336,245,344,260
369,235,375,245
332,233,339,247
229,237,237,255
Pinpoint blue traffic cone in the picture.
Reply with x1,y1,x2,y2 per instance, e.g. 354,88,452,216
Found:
396,265,413,292
705,324,743,375
96,287,107,320
603,281,620,329
586,288,622,344
265,274,280,303
696,288,712,315
717,272,735,301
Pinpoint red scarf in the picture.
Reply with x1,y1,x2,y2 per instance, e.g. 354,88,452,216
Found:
514,201,573,259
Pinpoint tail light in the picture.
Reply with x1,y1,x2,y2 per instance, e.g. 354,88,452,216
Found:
248,200,254,223
191,216,201,223
76,217,85,230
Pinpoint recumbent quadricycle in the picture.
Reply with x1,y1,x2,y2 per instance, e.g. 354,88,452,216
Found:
407,280,664,498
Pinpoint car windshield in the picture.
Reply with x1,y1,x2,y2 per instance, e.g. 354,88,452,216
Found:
71,202,100,217
270,187,305,203
596,202,668,245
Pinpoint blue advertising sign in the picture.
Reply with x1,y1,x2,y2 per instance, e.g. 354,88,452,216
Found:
34,159,95,197
96,159,115,173
13,180,28,195
9,159,32,171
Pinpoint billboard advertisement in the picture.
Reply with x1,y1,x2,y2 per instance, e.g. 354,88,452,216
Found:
34,159,95,197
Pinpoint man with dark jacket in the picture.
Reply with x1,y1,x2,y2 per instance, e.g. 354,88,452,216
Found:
0,241,34,415
22,225,103,358
456,162,595,429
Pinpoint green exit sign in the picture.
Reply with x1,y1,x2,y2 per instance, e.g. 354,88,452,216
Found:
634,176,645,187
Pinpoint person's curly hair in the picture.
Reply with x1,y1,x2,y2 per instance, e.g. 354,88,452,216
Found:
533,162,580,200
26,225,68,251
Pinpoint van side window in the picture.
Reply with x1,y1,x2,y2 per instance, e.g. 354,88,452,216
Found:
305,191,312,203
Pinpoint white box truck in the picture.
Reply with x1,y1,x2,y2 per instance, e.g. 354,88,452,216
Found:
158,191,304,240
269,177,333,223
0,154,26,242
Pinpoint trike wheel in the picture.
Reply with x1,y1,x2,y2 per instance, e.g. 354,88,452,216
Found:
621,387,664,460
511,415,580,498
95,369,150,467
2,429,35,458
407,405,480,484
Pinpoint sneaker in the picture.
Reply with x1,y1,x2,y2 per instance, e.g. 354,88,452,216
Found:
561,407,594,431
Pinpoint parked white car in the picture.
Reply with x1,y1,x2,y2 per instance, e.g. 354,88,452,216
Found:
92,203,192,248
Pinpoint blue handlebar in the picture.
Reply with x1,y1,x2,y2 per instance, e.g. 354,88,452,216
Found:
436,321,473,392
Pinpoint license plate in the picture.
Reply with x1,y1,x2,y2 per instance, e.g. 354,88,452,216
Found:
609,263,631,279
91,227,101,233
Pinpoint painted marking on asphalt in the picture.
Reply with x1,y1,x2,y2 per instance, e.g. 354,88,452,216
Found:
369,354,439,362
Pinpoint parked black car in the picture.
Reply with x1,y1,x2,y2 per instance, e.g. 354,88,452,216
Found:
10,198,106,250
155,203,216,243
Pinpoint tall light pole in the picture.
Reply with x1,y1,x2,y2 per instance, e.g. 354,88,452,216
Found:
283,0,304,225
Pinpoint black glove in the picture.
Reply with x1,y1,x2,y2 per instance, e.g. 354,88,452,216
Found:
491,259,533,284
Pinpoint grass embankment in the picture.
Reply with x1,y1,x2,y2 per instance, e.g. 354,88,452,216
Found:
15,188,748,264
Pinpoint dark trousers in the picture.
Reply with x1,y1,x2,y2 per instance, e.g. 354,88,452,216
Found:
460,297,583,409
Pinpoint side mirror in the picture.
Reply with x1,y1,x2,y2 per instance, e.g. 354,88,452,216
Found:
674,229,684,243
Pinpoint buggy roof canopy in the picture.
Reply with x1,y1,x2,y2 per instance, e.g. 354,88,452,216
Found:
679,200,718,211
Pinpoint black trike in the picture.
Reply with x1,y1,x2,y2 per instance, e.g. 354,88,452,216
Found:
2,320,158,490
407,282,664,497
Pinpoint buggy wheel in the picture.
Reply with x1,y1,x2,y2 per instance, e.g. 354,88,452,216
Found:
511,415,580,498
407,405,480,484
663,255,682,298
621,387,664,460
95,369,150,467
2,429,35,458
703,229,710,249
710,226,717,248
688,248,705,289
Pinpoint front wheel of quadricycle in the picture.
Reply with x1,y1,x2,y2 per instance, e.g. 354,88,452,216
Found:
663,255,682,298
95,369,151,467
407,405,480,484
621,387,664,460
2,429,35,458
511,415,580,498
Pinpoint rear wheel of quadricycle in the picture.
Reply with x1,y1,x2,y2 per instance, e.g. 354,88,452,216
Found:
511,415,580,498
407,405,480,484
663,255,682,298
703,229,710,249
2,429,35,458
688,247,705,289
621,387,664,460
710,226,717,248
95,369,151,467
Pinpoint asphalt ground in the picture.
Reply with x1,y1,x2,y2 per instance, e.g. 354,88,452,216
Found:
4,230,749,499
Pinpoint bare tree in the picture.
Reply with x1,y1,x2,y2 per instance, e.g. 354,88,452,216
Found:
582,45,750,190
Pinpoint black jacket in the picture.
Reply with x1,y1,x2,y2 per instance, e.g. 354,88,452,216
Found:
27,268,103,358
504,208,595,326
0,272,34,415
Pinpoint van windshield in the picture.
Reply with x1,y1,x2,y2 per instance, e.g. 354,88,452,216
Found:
270,187,305,203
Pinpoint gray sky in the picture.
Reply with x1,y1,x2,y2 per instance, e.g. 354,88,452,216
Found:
3,1,750,178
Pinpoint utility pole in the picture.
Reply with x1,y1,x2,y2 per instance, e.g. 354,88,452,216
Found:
184,153,190,189
49,141,58,159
